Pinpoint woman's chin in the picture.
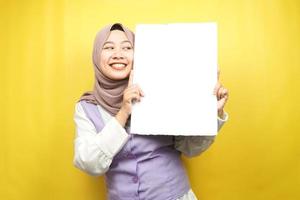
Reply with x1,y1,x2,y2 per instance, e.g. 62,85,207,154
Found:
108,71,130,80
101,65,131,80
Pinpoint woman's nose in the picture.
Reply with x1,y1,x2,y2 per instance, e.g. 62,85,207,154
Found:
112,49,124,59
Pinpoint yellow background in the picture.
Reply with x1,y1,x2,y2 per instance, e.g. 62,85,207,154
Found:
1,0,299,199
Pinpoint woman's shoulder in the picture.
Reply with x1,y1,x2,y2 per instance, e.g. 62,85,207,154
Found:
74,101,96,116
74,101,97,114
74,101,83,113
74,100,99,111
74,101,111,122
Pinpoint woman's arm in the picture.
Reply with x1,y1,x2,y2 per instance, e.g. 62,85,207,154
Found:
174,112,228,157
73,103,130,176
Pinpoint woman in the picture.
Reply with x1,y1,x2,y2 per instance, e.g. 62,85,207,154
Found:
73,23,229,200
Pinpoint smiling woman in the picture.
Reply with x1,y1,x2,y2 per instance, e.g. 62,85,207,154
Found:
100,28,133,80
73,23,229,200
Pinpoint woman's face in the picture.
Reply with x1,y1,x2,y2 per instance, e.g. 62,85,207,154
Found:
100,30,133,80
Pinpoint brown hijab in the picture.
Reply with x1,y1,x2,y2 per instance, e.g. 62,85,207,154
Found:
78,23,135,116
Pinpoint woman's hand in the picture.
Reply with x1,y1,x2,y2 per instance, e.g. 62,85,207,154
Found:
116,70,144,127
214,69,229,119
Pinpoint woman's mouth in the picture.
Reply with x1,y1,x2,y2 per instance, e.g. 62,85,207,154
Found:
109,63,127,70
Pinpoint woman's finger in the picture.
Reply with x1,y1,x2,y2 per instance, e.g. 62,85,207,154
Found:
217,97,227,110
217,85,223,100
221,88,228,98
126,84,144,97
124,88,141,99
137,84,145,97
127,93,141,102
128,70,134,86
125,90,140,99
124,84,139,93
139,89,145,97
214,82,221,95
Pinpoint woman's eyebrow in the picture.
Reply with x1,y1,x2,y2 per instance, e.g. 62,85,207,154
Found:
121,40,131,44
103,41,114,46
103,40,131,46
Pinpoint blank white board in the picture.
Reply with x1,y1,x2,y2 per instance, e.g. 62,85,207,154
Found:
131,23,218,136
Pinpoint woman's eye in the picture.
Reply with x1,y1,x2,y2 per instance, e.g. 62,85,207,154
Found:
123,46,132,50
103,46,114,50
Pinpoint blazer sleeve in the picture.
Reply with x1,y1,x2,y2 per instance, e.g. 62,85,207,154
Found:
73,102,130,176
174,112,229,157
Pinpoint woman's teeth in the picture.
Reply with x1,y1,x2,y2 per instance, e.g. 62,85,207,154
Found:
111,63,126,70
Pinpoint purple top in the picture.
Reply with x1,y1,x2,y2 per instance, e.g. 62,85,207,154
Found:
80,100,190,200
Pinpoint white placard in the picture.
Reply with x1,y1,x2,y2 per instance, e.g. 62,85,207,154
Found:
131,23,218,136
